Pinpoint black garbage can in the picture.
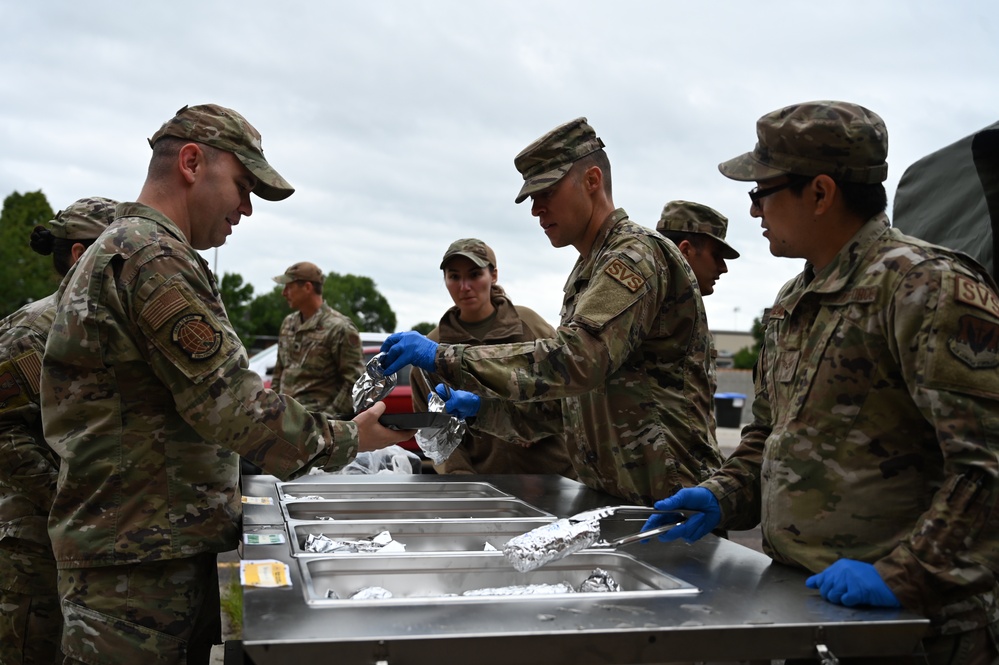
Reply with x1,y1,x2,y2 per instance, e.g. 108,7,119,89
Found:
714,392,746,428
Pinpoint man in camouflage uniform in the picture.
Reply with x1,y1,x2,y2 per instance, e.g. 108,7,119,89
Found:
0,197,115,665
39,105,406,664
656,200,739,298
648,101,999,663
271,261,363,419
657,200,741,429
382,118,721,505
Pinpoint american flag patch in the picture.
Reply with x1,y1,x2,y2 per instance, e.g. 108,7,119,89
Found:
143,286,189,330
13,350,41,396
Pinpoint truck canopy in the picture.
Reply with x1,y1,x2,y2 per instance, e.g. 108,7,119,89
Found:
893,120,999,279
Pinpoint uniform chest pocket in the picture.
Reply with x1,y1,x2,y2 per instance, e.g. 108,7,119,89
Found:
786,302,889,430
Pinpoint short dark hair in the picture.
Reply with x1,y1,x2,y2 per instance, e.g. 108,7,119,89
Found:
147,137,221,180
661,230,709,250
789,174,887,219
572,148,612,197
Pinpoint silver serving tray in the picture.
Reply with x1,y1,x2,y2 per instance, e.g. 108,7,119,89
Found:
281,497,554,523
300,551,699,606
277,480,512,502
289,518,557,557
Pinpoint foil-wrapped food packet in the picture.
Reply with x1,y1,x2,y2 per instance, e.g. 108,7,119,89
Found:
414,389,465,465
351,353,398,413
578,568,621,593
502,517,601,573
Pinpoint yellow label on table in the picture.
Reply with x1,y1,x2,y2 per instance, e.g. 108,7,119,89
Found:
241,496,274,505
240,560,292,588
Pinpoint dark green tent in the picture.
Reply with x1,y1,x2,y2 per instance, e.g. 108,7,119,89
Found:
893,120,999,278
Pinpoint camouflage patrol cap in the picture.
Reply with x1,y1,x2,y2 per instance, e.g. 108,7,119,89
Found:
48,196,118,240
273,261,324,285
439,238,497,270
656,200,739,260
514,117,605,204
718,101,888,184
148,104,295,201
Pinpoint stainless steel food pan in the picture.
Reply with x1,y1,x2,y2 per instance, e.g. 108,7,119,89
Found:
277,480,511,502
299,551,698,606
281,498,553,522
289,518,557,557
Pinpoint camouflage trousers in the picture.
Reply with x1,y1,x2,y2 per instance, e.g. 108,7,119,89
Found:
0,539,61,664
0,587,62,665
57,552,221,665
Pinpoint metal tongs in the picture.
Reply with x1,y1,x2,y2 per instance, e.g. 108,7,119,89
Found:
582,505,696,547
502,505,698,572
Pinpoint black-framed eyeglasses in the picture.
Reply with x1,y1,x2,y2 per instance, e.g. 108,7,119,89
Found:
748,181,794,208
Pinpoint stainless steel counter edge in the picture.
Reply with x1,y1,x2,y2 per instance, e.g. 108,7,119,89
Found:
239,474,929,664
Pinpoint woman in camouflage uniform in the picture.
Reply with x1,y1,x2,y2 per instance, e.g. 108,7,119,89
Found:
0,197,115,665
410,238,574,477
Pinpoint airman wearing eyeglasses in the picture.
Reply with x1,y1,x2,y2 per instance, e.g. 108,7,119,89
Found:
645,100,999,664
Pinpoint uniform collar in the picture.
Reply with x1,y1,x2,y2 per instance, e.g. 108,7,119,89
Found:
805,213,890,294
115,202,190,245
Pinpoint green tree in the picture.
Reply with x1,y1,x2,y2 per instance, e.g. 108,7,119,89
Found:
218,272,256,348
411,321,436,335
0,191,57,317
324,271,396,332
732,315,765,369
247,286,288,343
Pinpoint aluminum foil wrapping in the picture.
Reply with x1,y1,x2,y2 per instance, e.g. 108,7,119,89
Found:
462,582,575,597
502,518,601,572
414,390,465,465
304,530,405,554
349,586,394,600
578,568,621,593
351,353,398,412
333,568,621,600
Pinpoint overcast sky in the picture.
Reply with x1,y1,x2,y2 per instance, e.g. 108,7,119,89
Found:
3,1,997,336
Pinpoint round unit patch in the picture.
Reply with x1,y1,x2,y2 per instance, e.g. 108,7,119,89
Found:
172,314,223,360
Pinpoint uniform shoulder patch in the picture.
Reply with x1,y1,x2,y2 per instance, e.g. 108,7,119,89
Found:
604,258,645,292
171,314,223,360
144,286,189,330
12,350,41,396
0,363,28,411
954,275,999,318
948,314,999,369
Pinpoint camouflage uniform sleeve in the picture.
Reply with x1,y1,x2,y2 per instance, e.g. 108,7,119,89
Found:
410,366,434,414
0,338,59,511
330,320,363,417
471,398,563,446
873,263,999,617
700,357,768,531
436,248,660,402
271,316,289,393
133,265,357,478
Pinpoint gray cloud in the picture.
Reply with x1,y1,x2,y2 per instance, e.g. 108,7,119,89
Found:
2,0,997,332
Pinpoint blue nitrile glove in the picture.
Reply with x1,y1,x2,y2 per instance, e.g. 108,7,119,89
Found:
641,487,721,543
806,559,901,608
380,331,439,374
433,384,481,419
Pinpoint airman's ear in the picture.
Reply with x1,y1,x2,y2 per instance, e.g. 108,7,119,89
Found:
178,143,205,185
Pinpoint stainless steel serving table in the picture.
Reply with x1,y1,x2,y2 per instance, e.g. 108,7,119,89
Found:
239,474,928,664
